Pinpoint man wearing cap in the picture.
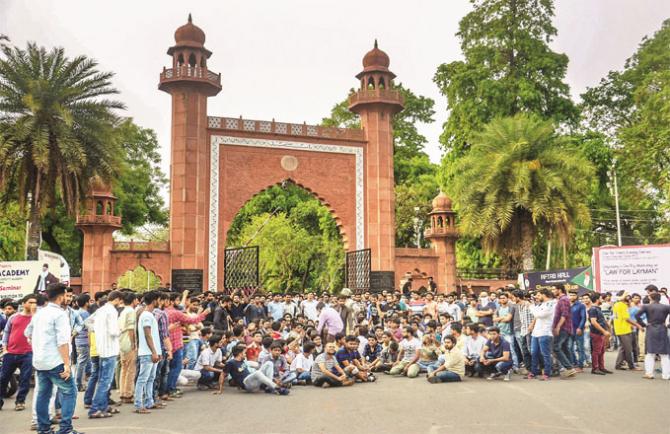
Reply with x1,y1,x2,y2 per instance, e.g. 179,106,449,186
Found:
612,291,642,371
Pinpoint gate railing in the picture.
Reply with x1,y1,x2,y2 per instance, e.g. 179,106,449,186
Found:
344,248,371,292
224,246,259,294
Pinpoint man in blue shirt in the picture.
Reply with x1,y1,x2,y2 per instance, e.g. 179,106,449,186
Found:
267,294,285,322
479,326,513,381
569,290,587,372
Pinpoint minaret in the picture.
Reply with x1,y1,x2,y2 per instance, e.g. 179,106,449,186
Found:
76,178,122,293
425,191,459,293
159,15,221,288
349,40,404,291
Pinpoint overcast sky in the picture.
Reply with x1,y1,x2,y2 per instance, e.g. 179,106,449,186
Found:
3,0,669,174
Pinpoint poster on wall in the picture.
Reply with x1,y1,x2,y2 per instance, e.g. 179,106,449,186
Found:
593,244,670,294
0,250,68,301
520,266,593,295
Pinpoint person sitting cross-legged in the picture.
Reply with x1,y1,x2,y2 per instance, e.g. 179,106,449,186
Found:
427,335,465,384
479,326,513,381
289,341,316,385
388,327,421,377
310,342,354,388
222,345,289,396
336,335,374,382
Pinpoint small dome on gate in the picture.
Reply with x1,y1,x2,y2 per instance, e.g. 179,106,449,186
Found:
432,191,452,211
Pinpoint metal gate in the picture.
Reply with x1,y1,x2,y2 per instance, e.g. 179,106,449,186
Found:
344,248,371,292
224,246,259,295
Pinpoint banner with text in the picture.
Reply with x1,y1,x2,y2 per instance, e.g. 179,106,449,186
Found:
0,251,66,300
520,266,593,295
594,244,670,294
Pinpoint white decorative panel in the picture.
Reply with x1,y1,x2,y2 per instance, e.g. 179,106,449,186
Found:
291,124,303,135
306,125,318,136
225,118,239,129
259,121,272,133
275,123,287,134
243,120,256,131
208,117,221,129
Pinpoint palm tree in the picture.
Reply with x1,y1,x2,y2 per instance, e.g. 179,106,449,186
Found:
0,43,124,259
452,114,593,272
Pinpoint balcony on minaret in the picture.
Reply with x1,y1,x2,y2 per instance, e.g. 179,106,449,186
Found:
348,40,404,114
158,14,222,96
425,191,459,240
76,178,122,229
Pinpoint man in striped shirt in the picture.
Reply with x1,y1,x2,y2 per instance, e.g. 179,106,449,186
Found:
165,293,209,397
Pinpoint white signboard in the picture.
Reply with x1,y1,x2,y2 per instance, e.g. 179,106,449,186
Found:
594,244,670,295
0,250,67,300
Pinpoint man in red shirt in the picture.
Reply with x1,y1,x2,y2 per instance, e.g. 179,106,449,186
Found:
165,293,209,397
0,294,37,411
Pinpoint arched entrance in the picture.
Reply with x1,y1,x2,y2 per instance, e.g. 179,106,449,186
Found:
226,182,344,293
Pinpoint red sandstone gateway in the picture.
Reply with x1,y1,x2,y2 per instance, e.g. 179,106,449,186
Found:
76,15,469,294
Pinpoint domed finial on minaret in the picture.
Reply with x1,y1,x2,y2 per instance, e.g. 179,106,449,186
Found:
188,13,192,23
374,39,378,49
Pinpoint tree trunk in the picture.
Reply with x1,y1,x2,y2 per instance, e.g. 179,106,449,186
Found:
520,216,535,271
26,201,41,260
41,227,63,255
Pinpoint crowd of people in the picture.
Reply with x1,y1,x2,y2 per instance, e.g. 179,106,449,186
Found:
0,282,669,434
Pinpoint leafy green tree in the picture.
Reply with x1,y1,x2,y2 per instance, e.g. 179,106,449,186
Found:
452,115,593,272
581,19,670,243
321,83,436,184
434,0,578,159
0,43,124,259
0,202,26,260
227,183,344,292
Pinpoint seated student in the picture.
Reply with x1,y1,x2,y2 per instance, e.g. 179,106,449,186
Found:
289,341,315,385
336,335,374,382
196,337,225,391
258,335,274,362
310,342,354,388
221,346,289,395
378,341,400,372
463,323,487,377
312,335,324,356
427,335,465,384
259,342,295,386
407,334,441,377
245,331,263,369
479,326,513,381
389,327,421,376
363,335,383,371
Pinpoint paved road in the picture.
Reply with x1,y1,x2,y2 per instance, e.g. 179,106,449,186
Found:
2,354,668,434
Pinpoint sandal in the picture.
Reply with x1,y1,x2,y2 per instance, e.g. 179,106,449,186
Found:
89,411,112,419
148,403,166,409
107,407,121,414
15,403,26,411
134,408,151,414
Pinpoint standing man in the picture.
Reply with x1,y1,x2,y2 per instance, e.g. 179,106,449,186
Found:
135,291,162,413
26,283,82,434
89,290,123,419
585,293,611,375
0,294,37,411
267,294,284,322
300,292,319,322
635,290,670,380
475,291,496,327
551,285,576,377
612,291,642,371
569,290,587,373
315,302,344,342
73,294,91,392
511,290,533,373
493,292,517,371
118,292,138,404
528,289,555,380
34,264,59,295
